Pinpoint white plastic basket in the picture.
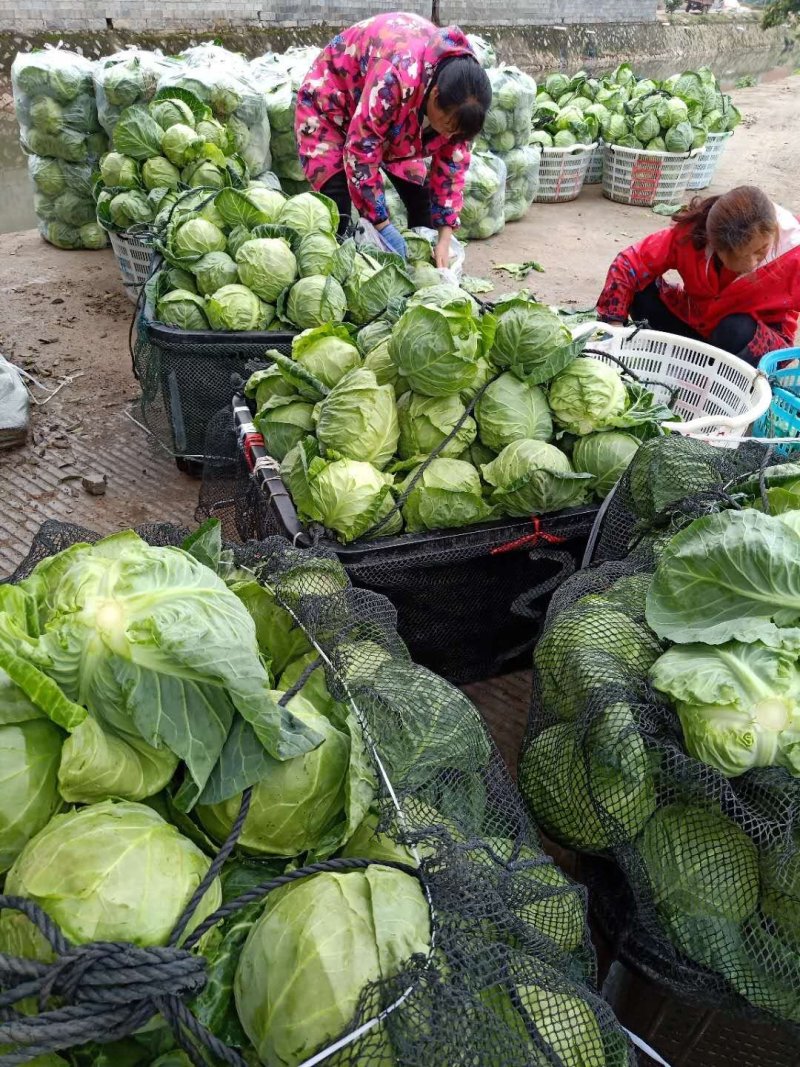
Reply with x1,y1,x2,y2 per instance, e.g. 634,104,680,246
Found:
602,144,703,208
584,141,604,185
534,143,596,204
109,232,155,304
687,131,733,191
573,322,772,440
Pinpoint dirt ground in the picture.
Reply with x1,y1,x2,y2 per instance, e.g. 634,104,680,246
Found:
0,75,797,562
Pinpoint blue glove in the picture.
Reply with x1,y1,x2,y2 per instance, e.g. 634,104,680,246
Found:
377,221,407,260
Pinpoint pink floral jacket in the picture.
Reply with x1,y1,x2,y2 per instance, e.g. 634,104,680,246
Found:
295,12,474,228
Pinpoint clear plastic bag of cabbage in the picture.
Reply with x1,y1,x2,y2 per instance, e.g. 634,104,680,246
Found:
12,49,106,165
476,66,537,154
94,48,180,136
497,145,541,222
0,520,635,1067
158,61,271,177
520,434,800,1029
467,33,498,70
460,151,507,240
27,154,106,250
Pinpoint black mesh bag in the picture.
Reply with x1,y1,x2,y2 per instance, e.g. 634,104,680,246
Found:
519,435,800,1042
0,520,636,1067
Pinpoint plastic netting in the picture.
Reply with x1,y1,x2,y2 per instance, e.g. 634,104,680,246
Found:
198,406,599,684
520,435,800,1038
132,319,294,465
1,519,636,1067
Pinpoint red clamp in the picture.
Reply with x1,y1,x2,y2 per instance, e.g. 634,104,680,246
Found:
242,430,266,472
490,516,568,556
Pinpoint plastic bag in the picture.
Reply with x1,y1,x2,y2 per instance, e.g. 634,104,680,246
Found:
27,154,107,249
459,151,507,240
496,144,541,222
466,33,498,69
12,49,106,163
474,66,537,154
0,355,29,448
159,61,271,177
94,48,181,137
251,48,320,186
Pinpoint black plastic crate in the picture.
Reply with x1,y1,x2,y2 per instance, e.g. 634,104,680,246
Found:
230,394,599,684
133,307,295,473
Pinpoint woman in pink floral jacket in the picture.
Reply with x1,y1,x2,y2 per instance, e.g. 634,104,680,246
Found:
295,12,491,266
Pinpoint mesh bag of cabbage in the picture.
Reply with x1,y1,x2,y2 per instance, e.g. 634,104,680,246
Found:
519,435,800,1041
197,400,599,684
0,519,636,1067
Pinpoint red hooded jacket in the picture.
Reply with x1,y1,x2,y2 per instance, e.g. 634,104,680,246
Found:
597,204,800,349
295,12,474,228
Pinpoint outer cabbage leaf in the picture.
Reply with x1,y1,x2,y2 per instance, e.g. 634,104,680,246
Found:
649,641,800,777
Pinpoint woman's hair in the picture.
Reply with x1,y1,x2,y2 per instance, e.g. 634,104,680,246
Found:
433,55,492,139
677,186,778,252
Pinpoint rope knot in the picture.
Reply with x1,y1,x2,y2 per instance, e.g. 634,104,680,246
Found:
38,941,207,1010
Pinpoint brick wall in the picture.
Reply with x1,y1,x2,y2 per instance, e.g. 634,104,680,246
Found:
0,0,657,33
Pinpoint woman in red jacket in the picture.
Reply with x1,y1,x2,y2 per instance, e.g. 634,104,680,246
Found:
596,186,800,362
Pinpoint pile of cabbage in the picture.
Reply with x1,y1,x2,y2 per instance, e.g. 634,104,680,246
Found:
94,89,254,234
250,46,321,195
0,522,631,1067
245,300,673,544
12,49,108,249
149,186,469,334
520,442,800,1027
532,63,741,153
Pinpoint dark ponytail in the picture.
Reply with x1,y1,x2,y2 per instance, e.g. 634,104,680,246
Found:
676,185,778,253
432,55,492,140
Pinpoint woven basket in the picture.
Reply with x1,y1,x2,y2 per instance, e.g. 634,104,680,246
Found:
534,143,596,204
109,232,155,304
602,144,702,207
687,131,733,191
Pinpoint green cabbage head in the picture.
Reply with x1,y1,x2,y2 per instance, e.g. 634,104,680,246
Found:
206,284,274,331
482,439,590,517
476,372,552,451
0,801,221,958
519,706,655,852
285,275,347,330
572,431,640,499
490,300,578,384
235,866,430,1067
400,458,492,534
0,719,63,873
548,358,627,435
397,391,477,460
235,237,298,303
389,301,485,398
291,324,361,389
638,803,759,965
197,691,373,858
314,367,399,470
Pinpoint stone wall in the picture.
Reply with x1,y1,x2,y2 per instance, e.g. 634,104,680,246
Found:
0,0,657,33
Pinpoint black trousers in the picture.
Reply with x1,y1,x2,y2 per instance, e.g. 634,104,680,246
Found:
320,171,432,237
631,282,757,357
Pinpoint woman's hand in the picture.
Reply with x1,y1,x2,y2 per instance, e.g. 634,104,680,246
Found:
434,226,453,270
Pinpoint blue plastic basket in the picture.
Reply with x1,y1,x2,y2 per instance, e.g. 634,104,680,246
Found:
753,349,800,451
